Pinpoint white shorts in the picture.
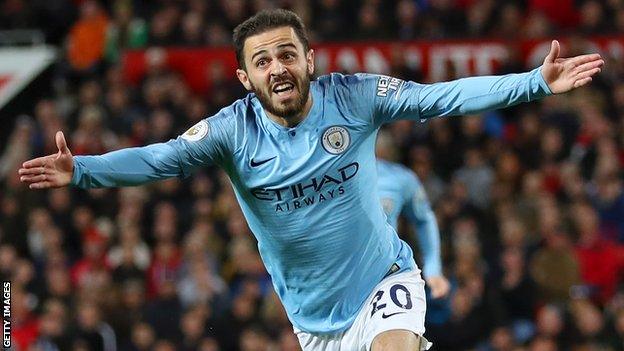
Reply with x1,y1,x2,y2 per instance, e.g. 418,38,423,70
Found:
295,268,432,351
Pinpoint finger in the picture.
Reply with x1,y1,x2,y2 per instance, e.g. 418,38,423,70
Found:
20,174,48,183
544,40,559,64
18,166,47,176
568,53,603,67
574,77,593,88
22,156,50,168
573,60,604,75
56,131,69,154
29,181,52,190
576,67,602,80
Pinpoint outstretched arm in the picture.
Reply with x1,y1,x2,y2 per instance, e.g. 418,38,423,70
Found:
417,41,603,119
19,131,190,189
19,118,229,189
370,40,603,125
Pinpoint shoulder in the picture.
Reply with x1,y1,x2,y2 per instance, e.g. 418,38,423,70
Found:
315,72,381,91
315,73,382,123
211,94,254,121
204,94,258,133
185,94,257,152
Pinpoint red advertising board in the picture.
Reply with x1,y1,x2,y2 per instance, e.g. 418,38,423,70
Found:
122,36,624,94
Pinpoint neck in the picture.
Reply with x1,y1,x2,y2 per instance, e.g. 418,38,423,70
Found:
265,94,313,128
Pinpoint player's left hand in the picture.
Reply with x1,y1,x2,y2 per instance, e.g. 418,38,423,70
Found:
541,40,604,94
426,275,450,299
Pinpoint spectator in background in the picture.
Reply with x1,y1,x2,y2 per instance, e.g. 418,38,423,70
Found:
491,3,523,39
72,300,117,351
11,287,40,350
179,306,210,351
71,105,119,155
454,147,495,210
578,0,609,35
394,0,421,40
147,4,180,46
122,322,155,351
465,0,496,37
30,99,65,159
355,2,388,40
569,298,611,347
239,326,272,351
146,241,181,298
33,298,72,350
180,12,205,47
409,145,445,205
591,170,624,243
218,0,248,31
571,201,624,304
534,304,571,349
105,0,148,64
66,0,109,77
144,280,183,342
205,21,232,46
0,116,35,182
108,279,147,346
529,197,580,304
529,0,578,29
499,247,537,325
311,0,346,41
108,224,151,283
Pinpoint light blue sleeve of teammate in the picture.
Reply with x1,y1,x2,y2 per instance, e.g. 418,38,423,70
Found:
336,67,552,127
402,174,442,279
71,113,233,188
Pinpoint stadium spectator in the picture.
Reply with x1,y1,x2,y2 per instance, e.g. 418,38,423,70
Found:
66,0,110,75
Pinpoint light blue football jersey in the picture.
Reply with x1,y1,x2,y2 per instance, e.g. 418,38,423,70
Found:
376,159,441,279
70,68,552,333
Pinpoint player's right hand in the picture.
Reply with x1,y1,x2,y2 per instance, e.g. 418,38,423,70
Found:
18,131,74,189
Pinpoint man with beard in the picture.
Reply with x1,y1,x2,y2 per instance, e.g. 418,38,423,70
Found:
19,9,603,351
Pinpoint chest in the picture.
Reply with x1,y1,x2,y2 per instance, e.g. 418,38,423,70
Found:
234,113,371,192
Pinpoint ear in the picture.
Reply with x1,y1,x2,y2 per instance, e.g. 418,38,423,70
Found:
236,69,252,91
306,49,315,76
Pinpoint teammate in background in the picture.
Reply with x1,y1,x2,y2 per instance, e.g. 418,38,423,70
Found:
375,130,450,300
19,9,603,351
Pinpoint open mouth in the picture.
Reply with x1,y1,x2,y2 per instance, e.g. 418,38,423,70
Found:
272,82,295,97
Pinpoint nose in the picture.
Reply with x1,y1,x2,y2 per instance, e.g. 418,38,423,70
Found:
270,61,286,76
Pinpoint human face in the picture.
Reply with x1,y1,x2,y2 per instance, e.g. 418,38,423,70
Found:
236,27,314,126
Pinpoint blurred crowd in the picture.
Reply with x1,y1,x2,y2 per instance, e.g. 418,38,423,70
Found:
1,0,624,350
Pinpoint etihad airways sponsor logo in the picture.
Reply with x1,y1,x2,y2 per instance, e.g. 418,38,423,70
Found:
251,162,359,212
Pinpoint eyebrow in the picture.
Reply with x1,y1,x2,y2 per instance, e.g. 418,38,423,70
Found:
250,43,298,62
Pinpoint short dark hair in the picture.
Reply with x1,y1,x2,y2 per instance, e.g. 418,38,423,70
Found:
233,9,310,70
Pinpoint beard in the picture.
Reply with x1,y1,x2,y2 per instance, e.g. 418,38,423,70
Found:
251,72,312,120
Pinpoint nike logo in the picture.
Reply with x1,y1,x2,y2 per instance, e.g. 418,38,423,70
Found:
250,156,277,167
381,311,406,319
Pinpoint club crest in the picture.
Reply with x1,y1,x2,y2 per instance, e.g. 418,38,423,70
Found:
321,126,351,154
182,120,209,141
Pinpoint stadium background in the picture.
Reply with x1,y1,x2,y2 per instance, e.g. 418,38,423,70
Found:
1,0,624,350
